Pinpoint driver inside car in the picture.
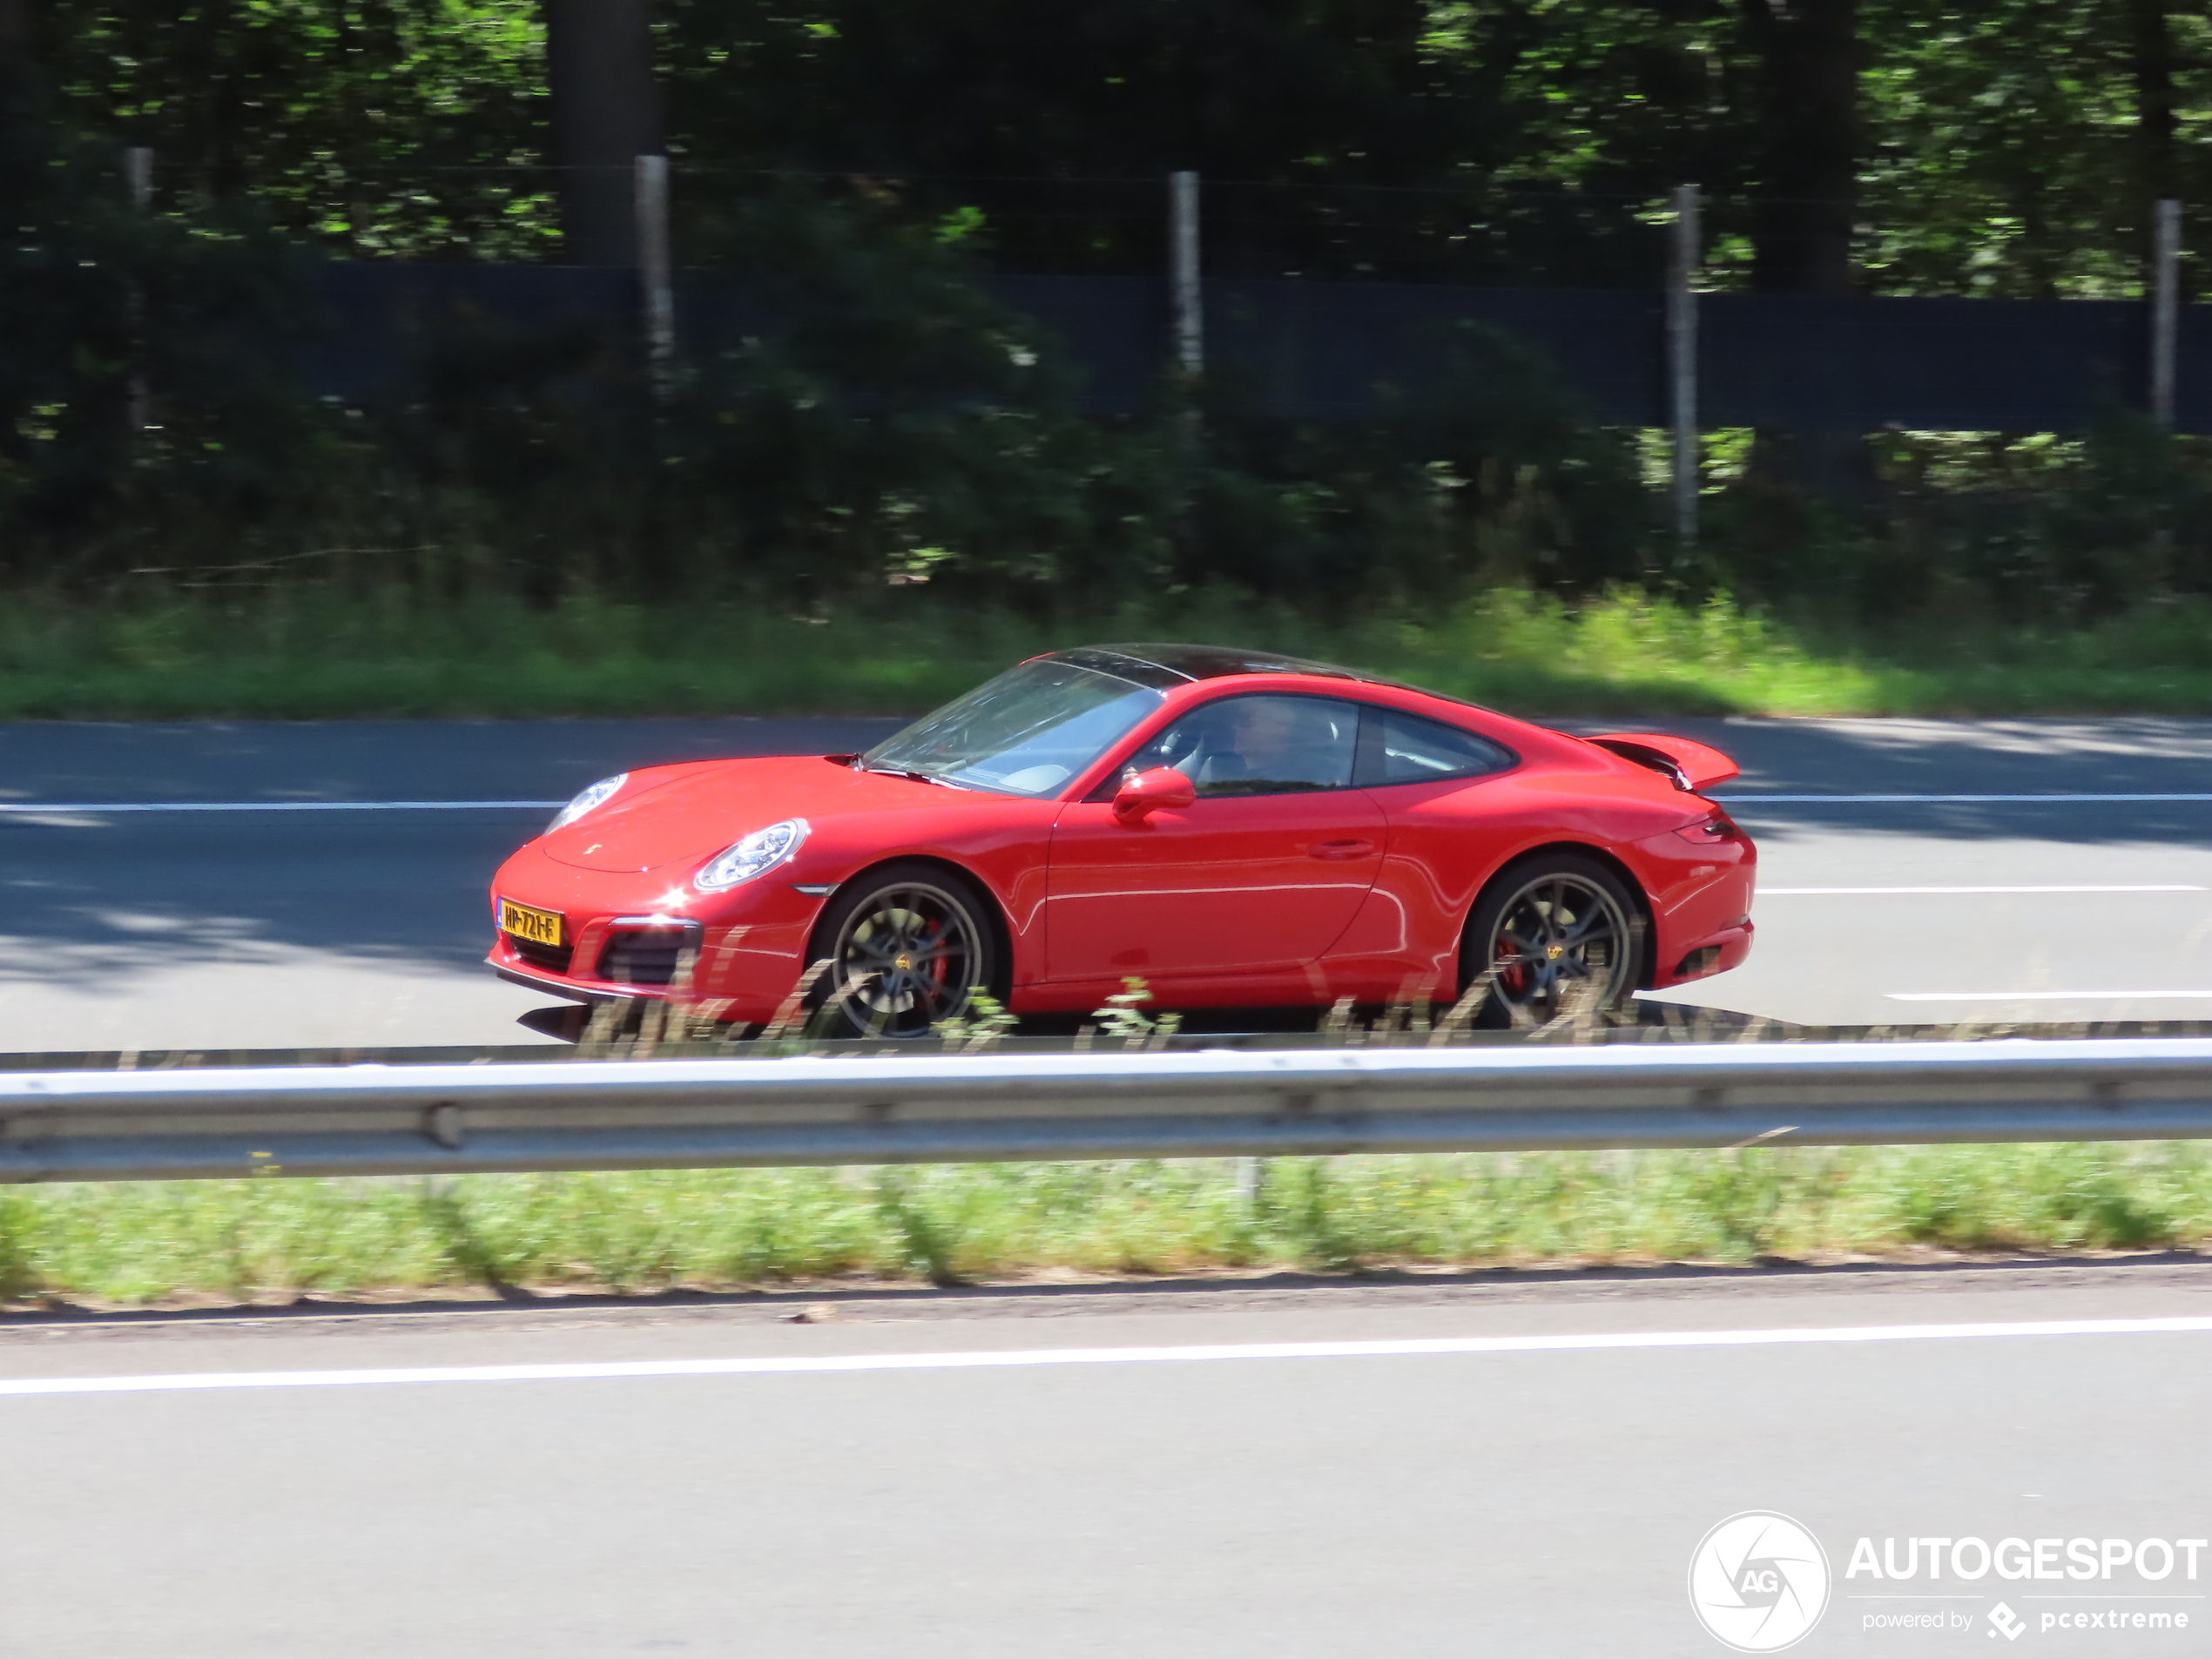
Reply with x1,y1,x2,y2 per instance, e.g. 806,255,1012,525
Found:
1167,696,1354,795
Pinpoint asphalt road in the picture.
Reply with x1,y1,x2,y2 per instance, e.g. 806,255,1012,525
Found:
3,714,2211,1049
3,1266,2210,1656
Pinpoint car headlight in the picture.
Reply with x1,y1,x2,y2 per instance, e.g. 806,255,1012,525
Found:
695,819,809,891
547,773,627,834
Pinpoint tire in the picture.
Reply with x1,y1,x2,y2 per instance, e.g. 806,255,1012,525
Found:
1459,853,1644,1028
806,861,1003,1039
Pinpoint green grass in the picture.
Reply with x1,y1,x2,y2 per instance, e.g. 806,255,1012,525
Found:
6,1145,2210,1308
11,582,2212,719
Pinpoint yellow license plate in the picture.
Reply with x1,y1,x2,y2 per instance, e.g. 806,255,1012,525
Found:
499,898,565,948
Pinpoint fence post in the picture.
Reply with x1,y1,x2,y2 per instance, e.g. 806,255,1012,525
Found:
1170,170,1203,378
636,153,675,396
124,145,153,435
2152,199,2182,428
1667,184,1701,544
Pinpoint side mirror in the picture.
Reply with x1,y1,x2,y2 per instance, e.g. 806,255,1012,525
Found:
1112,765,1196,824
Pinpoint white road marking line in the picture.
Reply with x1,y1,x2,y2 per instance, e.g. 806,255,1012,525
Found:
7,1315,2212,1398
1762,885,2204,895
1888,990,2212,1001
1716,792,2212,805
0,800,563,814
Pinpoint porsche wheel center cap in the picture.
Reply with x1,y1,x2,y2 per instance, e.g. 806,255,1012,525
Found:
1546,943,1566,960
894,954,914,972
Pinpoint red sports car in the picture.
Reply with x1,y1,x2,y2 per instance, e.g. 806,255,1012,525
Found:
488,644,1755,1035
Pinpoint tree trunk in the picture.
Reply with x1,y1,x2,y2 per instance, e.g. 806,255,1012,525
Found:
1741,0,1868,506
2130,0,2178,291
543,0,662,266
0,0,30,91
1743,0,1858,297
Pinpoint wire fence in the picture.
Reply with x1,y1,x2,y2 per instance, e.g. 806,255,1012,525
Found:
120,150,2202,303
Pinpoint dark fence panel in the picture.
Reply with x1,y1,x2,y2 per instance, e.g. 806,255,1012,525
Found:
2183,303,2212,434
1204,280,1663,424
981,276,1167,415
311,262,2211,434
311,264,636,398
1701,293,2149,431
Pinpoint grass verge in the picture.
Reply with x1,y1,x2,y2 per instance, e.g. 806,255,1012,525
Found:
7,1144,2210,1308
11,583,2212,719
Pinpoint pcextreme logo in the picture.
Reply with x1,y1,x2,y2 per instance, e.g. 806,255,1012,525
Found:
1689,1511,1833,1653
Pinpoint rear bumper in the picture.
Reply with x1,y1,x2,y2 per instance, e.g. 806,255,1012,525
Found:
1650,919,1754,988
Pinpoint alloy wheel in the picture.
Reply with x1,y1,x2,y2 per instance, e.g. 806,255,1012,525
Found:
1484,870,1634,1025
825,880,985,1037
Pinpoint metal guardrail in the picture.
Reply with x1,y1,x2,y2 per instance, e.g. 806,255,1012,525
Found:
7,1037,2212,1183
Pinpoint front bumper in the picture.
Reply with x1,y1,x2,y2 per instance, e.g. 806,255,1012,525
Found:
485,847,829,1024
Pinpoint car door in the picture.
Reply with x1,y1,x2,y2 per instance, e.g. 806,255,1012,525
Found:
1323,702,1529,988
1043,692,1388,981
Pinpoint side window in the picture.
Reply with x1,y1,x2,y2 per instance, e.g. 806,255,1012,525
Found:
1133,694,1361,798
1359,707,1517,787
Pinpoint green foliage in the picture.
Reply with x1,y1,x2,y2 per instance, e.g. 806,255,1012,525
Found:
11,1144,2212,1307
1858,0,2212,298
662,0,1515,277
45,1,554,259
661,190,1179,597
1695,421,2212,627
1193,320,1651,600
42,2,2212,293
0,78,320,579
7,2,2212,635
30,576,2212,720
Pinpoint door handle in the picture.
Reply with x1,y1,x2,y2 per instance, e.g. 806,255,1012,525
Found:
1309,838,1377,860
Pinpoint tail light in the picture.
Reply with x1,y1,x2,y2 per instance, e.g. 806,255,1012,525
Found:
1675,810,1747,846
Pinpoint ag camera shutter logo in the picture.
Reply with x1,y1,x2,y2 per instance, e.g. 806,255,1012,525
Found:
1689,1511,1832,1652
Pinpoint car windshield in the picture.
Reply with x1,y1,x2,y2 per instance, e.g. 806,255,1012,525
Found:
859,658,1164,798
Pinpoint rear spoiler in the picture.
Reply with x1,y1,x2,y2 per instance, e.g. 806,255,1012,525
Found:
1587,732,1740,792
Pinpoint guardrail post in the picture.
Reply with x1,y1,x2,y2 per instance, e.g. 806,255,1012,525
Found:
1667,184,1701,545
1170,170,1203,380
636,152,675,397
1235,1154,1262,1206
2152,198,2182,428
